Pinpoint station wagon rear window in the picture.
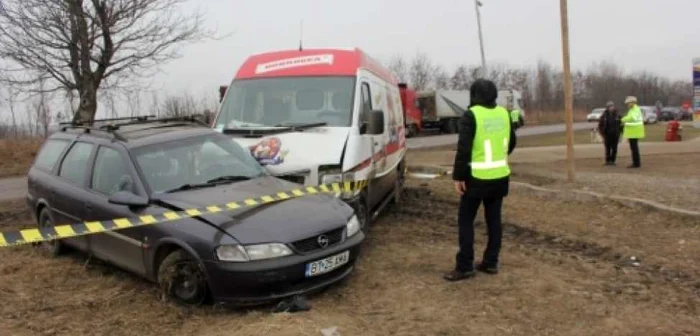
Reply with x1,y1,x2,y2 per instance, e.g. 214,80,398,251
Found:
34,139,70,171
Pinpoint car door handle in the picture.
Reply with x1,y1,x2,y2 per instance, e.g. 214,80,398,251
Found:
84,203,92,213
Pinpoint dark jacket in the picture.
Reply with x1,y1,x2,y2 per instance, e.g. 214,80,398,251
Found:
452,80,517,199
598,108,622,137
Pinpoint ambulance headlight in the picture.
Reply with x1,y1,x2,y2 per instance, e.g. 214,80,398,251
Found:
319,168,358,198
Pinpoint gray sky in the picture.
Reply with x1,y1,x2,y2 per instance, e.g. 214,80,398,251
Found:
157,0,700,97
3,0,700,123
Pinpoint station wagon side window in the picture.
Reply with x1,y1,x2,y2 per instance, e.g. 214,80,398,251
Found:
34,139,70,172
58,142,94,186
360,82,372,126
91,146,135,195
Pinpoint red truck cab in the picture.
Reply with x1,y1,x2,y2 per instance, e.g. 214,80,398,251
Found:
398,83,422,137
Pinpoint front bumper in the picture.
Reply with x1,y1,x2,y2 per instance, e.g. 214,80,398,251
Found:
203,231,365,306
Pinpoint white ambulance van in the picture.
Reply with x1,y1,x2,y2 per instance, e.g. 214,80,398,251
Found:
213,48,407,229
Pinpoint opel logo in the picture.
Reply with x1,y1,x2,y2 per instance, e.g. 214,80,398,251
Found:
317,235,329,248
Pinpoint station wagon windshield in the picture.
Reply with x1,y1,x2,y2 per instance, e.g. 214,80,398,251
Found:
216,76,355,129
132,133,266,194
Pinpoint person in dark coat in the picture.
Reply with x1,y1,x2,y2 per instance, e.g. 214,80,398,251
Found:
444,79,517,281
597,101,623,165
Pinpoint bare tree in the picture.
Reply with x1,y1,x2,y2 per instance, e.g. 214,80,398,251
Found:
450,65,471,90
386,55,409,83
162,93,198,117
0,0,212,124
150,91,162,117
409,52,436,91
433,65,450,90
535,60,553,111
100,88,119,118
3,86,20,138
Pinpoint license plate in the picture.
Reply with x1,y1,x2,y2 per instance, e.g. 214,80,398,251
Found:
305,251,350,277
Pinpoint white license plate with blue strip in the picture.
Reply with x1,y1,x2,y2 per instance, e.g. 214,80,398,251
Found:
305,251,350,277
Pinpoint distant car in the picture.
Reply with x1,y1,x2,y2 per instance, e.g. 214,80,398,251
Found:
678,106,693,121
26,116,364,307
640,106,658,124
659,107,680,121
587,108,605,122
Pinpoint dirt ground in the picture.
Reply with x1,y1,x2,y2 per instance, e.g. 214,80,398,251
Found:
1,154,699,335
0,136,698,335
0,139,42,178
408,138,700,212
515,122,700,148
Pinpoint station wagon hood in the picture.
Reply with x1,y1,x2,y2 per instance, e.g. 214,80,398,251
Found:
222,127,350,174
153,176,352,245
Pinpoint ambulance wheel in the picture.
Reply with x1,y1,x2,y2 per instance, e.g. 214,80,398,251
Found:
357,191,371,232
446,119,459,134
391,163,405,206
407,124,419,138
391,176,402,207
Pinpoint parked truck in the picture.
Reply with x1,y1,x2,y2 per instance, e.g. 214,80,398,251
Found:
415,89,526,134
398,83,422,138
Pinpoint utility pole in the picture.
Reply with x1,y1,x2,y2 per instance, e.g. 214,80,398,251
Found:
559,0,575,182
474,0,487,78
299,20,304,51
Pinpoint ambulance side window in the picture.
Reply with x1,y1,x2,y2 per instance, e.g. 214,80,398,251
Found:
360,83,372,127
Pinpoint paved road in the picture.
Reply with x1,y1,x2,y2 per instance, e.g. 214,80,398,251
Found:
0,123,593,201
0,177,26,202
406,122,596,149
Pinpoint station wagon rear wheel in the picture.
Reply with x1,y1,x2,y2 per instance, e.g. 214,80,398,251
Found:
158,249,209,306
38,208,63,256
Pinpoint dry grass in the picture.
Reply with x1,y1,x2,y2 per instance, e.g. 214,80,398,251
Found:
511,153,700,212
516,122,700,148
0,169,699,335
0,138,43,178
524,109,589,126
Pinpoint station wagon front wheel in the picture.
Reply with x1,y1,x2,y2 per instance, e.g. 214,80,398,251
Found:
158,249,209,306
38,208,63,256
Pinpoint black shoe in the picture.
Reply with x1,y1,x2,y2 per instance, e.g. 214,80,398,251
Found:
627,165,640,169
476,263,499,274
443,269,476,282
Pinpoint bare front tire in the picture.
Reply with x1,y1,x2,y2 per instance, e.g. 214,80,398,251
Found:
158,249,209,306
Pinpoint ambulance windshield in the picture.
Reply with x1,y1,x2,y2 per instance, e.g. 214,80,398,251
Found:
217,76,356,129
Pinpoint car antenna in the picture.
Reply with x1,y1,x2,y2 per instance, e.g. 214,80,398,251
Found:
298,20,303,51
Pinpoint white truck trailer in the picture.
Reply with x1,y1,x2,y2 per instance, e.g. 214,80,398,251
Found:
417,89,526,134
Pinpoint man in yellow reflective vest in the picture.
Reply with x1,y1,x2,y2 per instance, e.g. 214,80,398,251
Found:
445,79,517,281
621,96,645,168
510,108,521,130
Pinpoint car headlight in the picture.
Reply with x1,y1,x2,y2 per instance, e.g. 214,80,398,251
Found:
245,243,293,261
216,243,293,262
216,245,249,262
346,215,361,238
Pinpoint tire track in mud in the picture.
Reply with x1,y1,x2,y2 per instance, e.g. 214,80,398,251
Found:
389,186,700,296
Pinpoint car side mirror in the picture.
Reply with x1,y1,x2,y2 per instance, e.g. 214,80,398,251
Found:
108,191,149,208
366,110,384,135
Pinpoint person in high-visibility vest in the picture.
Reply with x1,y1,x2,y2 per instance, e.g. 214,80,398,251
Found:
621,96,645,168
445,79,517,282
510,109,521,130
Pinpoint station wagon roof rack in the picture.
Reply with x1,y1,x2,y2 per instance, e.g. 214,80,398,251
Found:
58,114,211,141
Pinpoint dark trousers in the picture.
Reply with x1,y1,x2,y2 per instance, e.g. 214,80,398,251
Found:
604,134,619,163
629,138,641,167
456,196,503,272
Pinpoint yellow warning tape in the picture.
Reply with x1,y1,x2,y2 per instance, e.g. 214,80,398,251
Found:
0,180,369,248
